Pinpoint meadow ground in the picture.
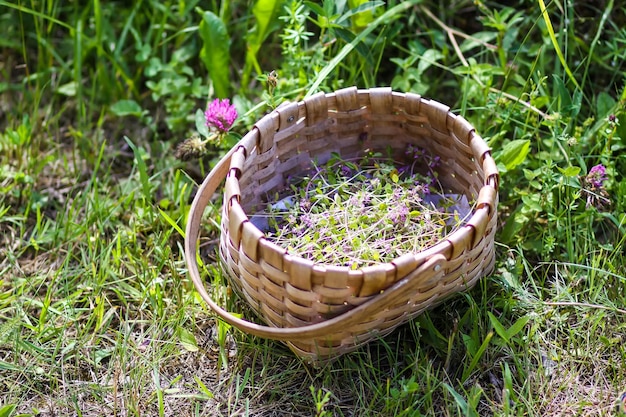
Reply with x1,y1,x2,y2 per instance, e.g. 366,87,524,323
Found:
1,1,626,416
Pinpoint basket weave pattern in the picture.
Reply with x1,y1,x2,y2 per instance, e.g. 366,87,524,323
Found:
185,87,499,362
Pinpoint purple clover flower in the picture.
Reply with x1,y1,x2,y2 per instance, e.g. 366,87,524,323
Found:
587,164,607,188
390,204,410,225
205,98,238,133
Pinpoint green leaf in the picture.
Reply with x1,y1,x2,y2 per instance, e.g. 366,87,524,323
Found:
443,383,479,417
304,1,326,17
596,91,616,118
110,100,144,117
499,208,528,244
552,74,571,109
195,109,210,138
0,359,21,372
250,0,284,48
333,28,372,62
521,195,543,213
553,74,582,117
0,404,16,417
497,139,530,171
461,332,478,357
179,327,199,352
460,31,498,52
557,166,581,177
488,312,509,342
505,315,531,341
417,49,444,77
56,81,77,97
340,1,385,27
198,10,231,98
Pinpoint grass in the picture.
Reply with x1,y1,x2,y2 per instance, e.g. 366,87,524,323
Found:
1,0,626,416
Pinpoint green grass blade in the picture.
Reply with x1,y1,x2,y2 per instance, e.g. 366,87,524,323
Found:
159,208,185,238
0,360,21,372
73,16,83,106
193,375,215,399
462,331,493,382
537,0,581,91
443,383,479,417
123,136,152,202
0,1,73,31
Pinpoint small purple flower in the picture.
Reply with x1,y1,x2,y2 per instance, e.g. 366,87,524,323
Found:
299,199,311,212
407,145,425,159
392,187,402,200
584,164,610,210
429,155,441,169
408,184,424,202
587,164,607,188
390,204,410,225
301,213,315,229
340,164,352,177
205,98,238,133
374,239,392,254
348,194,362,209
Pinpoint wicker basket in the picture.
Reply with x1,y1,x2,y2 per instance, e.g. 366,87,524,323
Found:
185,87,499,363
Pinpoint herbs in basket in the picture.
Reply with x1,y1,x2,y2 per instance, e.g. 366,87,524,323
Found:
249,145,472,269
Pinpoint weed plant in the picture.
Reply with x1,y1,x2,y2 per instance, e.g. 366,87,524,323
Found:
1,0,626,416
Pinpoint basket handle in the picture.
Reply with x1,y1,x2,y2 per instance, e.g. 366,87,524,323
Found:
184,134,447,341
